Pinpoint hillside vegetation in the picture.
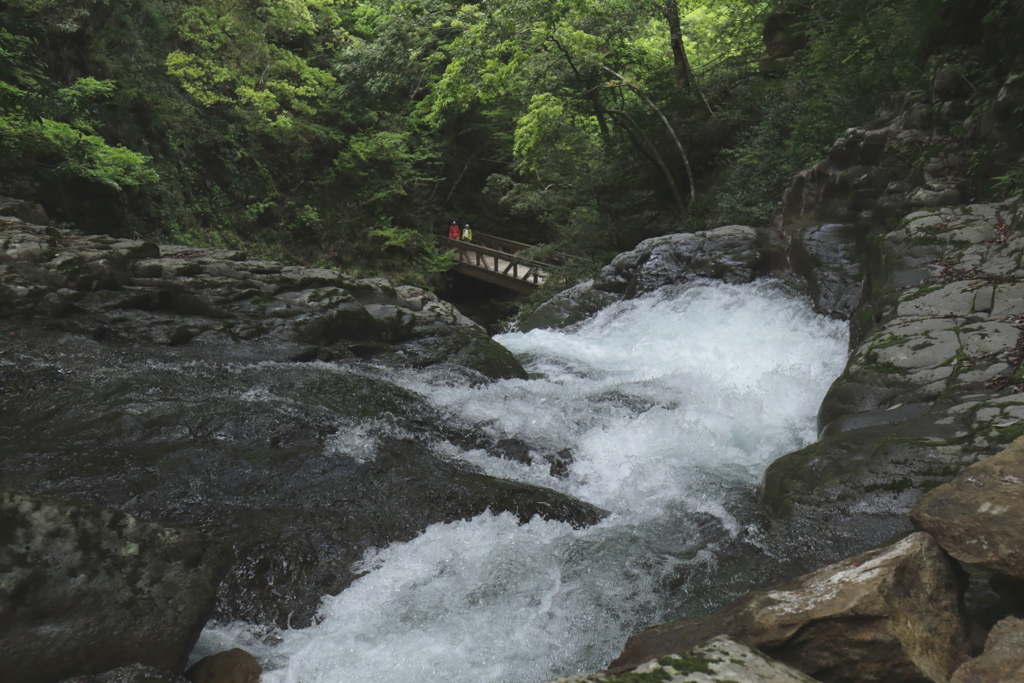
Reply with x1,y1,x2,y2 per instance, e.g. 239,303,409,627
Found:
2,0,1021,291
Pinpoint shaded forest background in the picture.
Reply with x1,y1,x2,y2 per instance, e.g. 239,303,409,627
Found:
2,0,1022,295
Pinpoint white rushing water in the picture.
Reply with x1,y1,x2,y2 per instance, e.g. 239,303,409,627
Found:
200,280,848,683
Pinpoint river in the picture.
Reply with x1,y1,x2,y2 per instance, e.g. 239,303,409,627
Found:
194,279,849,682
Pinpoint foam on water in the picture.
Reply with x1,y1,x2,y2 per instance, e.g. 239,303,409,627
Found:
199,280,848,683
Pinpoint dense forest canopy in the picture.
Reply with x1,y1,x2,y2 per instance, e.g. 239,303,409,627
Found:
1,0,1020,291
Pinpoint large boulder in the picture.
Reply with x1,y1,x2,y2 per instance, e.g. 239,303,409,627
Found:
789,222,866,319
610,533,970,683
520,280,620,332
522,225,786,331
550,637,818,683
950,617,1024,683
911,436,1024,580
0,489,234,683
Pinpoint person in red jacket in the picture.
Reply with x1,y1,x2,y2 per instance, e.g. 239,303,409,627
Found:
448,221,461,239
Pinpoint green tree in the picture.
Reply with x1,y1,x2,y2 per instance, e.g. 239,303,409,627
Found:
0,4,157,196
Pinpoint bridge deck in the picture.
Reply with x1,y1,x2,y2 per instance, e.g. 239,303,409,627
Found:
438,233,550,294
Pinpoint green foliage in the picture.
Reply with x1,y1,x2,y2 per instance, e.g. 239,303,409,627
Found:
993,158,1024,199
712,0,943,225
0,8,157,194
367,221,457,289
166,0,345,130
1,117,158,190
1,0,1011,296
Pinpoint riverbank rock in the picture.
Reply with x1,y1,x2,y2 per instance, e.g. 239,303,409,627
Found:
764,198,1024,545
911,436,1024,580
522,225,787,331
0,212,523,381
950,616,1024,682
610,533,970,683
788,222,866,320
550,637,818,683
0,325,604,629
0,488,234,683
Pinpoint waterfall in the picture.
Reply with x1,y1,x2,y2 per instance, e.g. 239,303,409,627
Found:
197,280,848,682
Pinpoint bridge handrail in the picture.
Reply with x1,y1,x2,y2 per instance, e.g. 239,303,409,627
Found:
437,236,553,271
470,232,536,253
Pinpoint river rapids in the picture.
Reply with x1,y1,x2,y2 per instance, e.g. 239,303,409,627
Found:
195,280,849,683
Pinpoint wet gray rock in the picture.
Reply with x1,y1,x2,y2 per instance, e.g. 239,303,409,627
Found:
625,225,774,295
0,327,605,630
550,636,818,683
523,225,785,331
0,489,234,683
611,533,970,683
790,223,865,319
0,195,49,224
58,664,189,683
0,218,523,380
772,99,963,230
453,334,530,380
520,280,620,332
911,436,1024,581
950,616,1024,683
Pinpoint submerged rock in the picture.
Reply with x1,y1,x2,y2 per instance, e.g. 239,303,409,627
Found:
0,489,233,683
185,648,262,683
58,664,189,683
610,533,970,683
550,637,818,683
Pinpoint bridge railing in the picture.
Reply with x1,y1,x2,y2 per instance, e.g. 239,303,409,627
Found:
437,235,551,286
468,232,536,255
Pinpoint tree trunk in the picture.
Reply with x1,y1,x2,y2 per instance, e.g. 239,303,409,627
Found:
604,108,686,213
602,66,696,203
663,0,695,93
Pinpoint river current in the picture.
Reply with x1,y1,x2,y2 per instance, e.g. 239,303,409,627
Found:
196,280,849,683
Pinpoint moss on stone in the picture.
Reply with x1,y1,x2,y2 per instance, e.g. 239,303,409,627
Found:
905,284,945,303
872,361,912,375
602,669,670,683
992,422,1024,443
453,336,529,380
1011,363,1024,381
869,333,913,351
657,653,714,674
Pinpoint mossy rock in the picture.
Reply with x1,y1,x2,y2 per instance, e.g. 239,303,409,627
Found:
763,406,982,519
453,335,529,380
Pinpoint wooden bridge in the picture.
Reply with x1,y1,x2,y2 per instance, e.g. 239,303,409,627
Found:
438,232,551,294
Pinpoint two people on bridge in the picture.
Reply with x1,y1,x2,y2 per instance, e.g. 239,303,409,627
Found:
448,221,472,241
